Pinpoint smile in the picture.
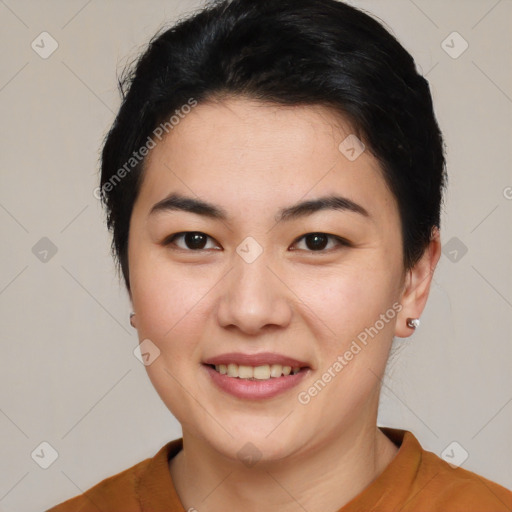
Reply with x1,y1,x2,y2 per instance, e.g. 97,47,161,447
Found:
202,352,311,399
211,363,302,380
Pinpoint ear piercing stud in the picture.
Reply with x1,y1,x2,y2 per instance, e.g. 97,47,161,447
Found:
406,317,420,329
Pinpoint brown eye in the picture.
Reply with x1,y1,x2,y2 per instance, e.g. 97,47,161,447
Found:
292,233,350,252
164,232,220,250
304,233,329,251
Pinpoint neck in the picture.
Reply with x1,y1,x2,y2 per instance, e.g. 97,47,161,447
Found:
169,417,398,512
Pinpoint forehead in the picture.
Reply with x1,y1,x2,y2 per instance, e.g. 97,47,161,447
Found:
152,97,355,168
137,97,396,222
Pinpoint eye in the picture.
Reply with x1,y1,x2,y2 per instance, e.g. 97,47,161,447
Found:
291,232,350,252
163,231,220,251
162,231,350,253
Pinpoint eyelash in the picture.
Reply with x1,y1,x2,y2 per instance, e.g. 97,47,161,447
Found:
162,232,351,253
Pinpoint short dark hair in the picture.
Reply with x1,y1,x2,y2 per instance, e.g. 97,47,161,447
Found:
100,0,446,292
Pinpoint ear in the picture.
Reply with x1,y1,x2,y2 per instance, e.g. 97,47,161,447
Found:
395,227,441,338
128,292,137,328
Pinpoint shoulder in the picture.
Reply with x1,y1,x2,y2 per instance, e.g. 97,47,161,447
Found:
45,458,149,512
394,429,512,511
367,428,512,512
45,440,180,512
415,446,512,511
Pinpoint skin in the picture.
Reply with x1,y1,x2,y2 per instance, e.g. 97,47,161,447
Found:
127,96,441,512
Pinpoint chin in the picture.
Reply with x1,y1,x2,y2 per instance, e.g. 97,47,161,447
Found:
203,418,310,465
215,438,295,466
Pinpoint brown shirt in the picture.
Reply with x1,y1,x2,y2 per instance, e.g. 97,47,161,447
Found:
46,428,512,511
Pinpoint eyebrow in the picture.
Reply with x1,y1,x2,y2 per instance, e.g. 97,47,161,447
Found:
149,192,369,222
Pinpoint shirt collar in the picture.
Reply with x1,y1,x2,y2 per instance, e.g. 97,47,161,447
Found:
135,428,418,512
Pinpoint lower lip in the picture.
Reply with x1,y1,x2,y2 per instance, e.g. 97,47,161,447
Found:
203,364,309,399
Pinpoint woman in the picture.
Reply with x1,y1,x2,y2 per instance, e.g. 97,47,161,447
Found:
47,0,512,510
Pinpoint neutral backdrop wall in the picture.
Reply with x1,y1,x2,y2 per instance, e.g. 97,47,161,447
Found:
0,1,511,511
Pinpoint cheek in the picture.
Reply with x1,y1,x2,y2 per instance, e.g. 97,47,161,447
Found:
129,250,213,355
293,259,400,343
130,260,214,416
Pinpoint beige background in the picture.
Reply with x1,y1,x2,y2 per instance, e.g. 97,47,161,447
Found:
0,0,511,510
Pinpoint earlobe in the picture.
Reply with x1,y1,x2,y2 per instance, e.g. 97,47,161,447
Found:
130,312,137,328
395,227,441,338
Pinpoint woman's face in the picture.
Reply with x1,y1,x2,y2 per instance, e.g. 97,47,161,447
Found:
128,97,408,461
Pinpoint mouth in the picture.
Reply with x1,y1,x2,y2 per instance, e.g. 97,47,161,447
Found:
202,353,311,399
206,363,303,380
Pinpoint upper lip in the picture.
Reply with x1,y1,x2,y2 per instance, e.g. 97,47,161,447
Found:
203,352,310,368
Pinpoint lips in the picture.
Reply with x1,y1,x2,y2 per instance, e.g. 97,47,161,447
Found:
202,352,311,399
203,352,309,368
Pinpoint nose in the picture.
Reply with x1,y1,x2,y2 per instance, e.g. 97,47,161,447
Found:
216,254,293,336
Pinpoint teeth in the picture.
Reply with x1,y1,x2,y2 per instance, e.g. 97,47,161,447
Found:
270,364,282,378
253,365,270,380
213,363,302,380
238,365,253,379
227,363,239,377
